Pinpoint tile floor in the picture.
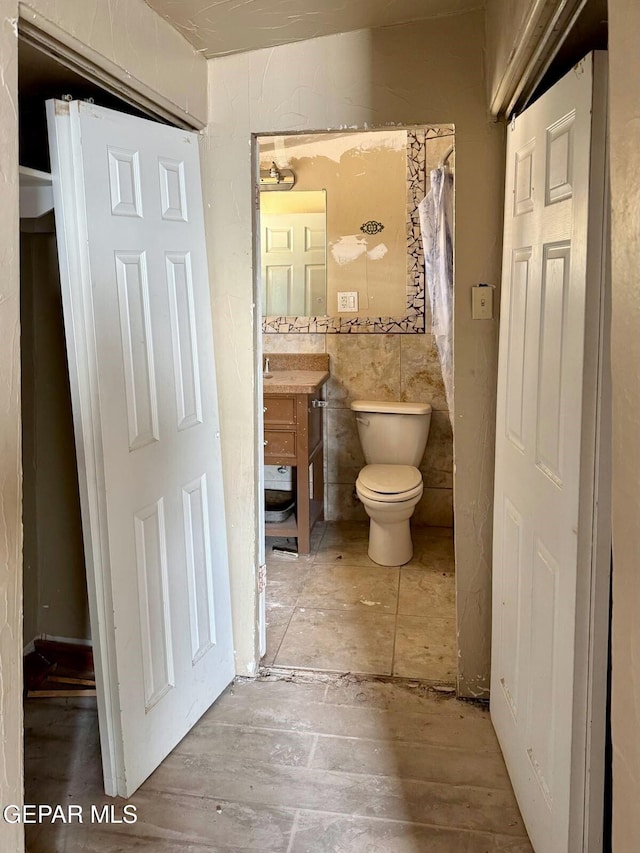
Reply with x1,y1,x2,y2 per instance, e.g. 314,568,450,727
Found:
24,675,533,852
265,522,457,683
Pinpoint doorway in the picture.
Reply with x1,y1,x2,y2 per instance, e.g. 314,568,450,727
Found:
254,127,458,683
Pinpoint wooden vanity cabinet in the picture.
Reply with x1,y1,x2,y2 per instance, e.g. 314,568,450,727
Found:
263,392,324,555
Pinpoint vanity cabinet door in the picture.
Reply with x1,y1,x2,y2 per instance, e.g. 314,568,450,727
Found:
264,430,297,461
264,395,296,425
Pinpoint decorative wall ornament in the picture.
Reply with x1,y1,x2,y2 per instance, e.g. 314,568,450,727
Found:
360,220,384,235
263,124,454,334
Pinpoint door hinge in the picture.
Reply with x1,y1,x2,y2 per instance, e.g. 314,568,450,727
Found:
258,563,267,593
255,185,260,209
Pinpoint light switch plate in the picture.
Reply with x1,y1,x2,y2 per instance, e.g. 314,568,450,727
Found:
338,291,359,312
472,285,494,320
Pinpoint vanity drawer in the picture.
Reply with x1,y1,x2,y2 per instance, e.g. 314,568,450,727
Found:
263,395,296,425
264,429,297,460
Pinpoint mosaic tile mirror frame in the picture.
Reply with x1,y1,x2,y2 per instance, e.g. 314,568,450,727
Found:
262,124,454,335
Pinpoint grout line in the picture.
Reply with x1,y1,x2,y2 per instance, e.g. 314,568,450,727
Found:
285,809,301,853
390,568,401,678
168,741,518,796
305,733,319,768
285,806,528,840
154,781,526,833
200,722,497,757
270,605,297,667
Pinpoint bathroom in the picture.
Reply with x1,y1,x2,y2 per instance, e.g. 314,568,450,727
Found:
258,126,458,681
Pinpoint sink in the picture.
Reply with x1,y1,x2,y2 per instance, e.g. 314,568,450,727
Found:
261,353,330,394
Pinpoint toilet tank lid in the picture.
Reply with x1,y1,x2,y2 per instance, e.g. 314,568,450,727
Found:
350,400,432,415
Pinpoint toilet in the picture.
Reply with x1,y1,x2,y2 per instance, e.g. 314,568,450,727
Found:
351,400,432,566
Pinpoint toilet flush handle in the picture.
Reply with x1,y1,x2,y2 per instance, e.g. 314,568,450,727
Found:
355,415,369,426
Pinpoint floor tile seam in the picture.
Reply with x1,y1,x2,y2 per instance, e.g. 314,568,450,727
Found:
176,733,502,765
398,566,457,575
304,560,399,571
189,764,519,801
135,787,528,842
271,606,301,667
292,602,398,614
264,676,456,696
248,680,469,709
171,743,517,790
391,609,400,678
285,604,397,618
271,664,395,678
396,613,457,624
266,663,456,686
183,722,499,754
285,805,529,838
147,782,529,838
285,809,301,853
305,734,319,768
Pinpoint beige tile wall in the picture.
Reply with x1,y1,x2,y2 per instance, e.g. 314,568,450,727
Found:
263,333,453,526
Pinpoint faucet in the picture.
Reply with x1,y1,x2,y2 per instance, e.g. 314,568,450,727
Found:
263,356,272,378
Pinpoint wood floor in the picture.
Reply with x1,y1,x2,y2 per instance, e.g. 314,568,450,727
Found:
24,522,531,851
25,674,532,852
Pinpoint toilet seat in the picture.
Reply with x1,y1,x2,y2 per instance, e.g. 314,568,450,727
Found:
357,464,423,503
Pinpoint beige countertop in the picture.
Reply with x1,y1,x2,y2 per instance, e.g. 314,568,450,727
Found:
263,369,329,395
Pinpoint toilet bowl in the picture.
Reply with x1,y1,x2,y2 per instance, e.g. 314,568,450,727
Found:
351,401,432,567
356,464,423,566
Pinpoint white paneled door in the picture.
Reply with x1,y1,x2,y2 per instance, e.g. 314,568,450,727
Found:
47,101,234,797
491,54,610,852
261,212,326,315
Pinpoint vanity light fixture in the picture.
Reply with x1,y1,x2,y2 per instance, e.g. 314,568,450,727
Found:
259,160,296,191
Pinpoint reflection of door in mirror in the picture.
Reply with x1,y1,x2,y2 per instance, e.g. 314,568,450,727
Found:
260,190,326,316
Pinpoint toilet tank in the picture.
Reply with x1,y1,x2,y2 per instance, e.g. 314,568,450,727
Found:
351,400,432,466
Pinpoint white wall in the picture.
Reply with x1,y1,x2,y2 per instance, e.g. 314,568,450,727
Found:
0,1,207,848
204,11,505,695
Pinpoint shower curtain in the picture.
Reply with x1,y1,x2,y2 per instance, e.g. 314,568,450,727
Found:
419,165,454,423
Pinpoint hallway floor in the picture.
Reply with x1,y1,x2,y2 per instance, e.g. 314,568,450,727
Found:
265,522,457,682
25,676,532,852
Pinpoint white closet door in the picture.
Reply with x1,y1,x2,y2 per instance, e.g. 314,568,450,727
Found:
491,53,609,852
47,100,234,797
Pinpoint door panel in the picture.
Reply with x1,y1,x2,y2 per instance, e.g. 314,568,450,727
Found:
491,53,609,852
47,100,234,797
261,212,326,315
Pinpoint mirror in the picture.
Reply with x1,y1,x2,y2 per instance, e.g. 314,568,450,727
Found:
258,126,454,332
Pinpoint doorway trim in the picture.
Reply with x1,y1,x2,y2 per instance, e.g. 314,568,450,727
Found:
18,8,203,130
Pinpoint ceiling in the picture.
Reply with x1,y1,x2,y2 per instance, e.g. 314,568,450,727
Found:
143,0,485,58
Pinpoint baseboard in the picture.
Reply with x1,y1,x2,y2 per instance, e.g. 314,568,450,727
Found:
23,633,92,656
23,638,37,656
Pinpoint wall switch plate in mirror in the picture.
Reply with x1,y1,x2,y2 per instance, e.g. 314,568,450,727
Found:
338,291,358,312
